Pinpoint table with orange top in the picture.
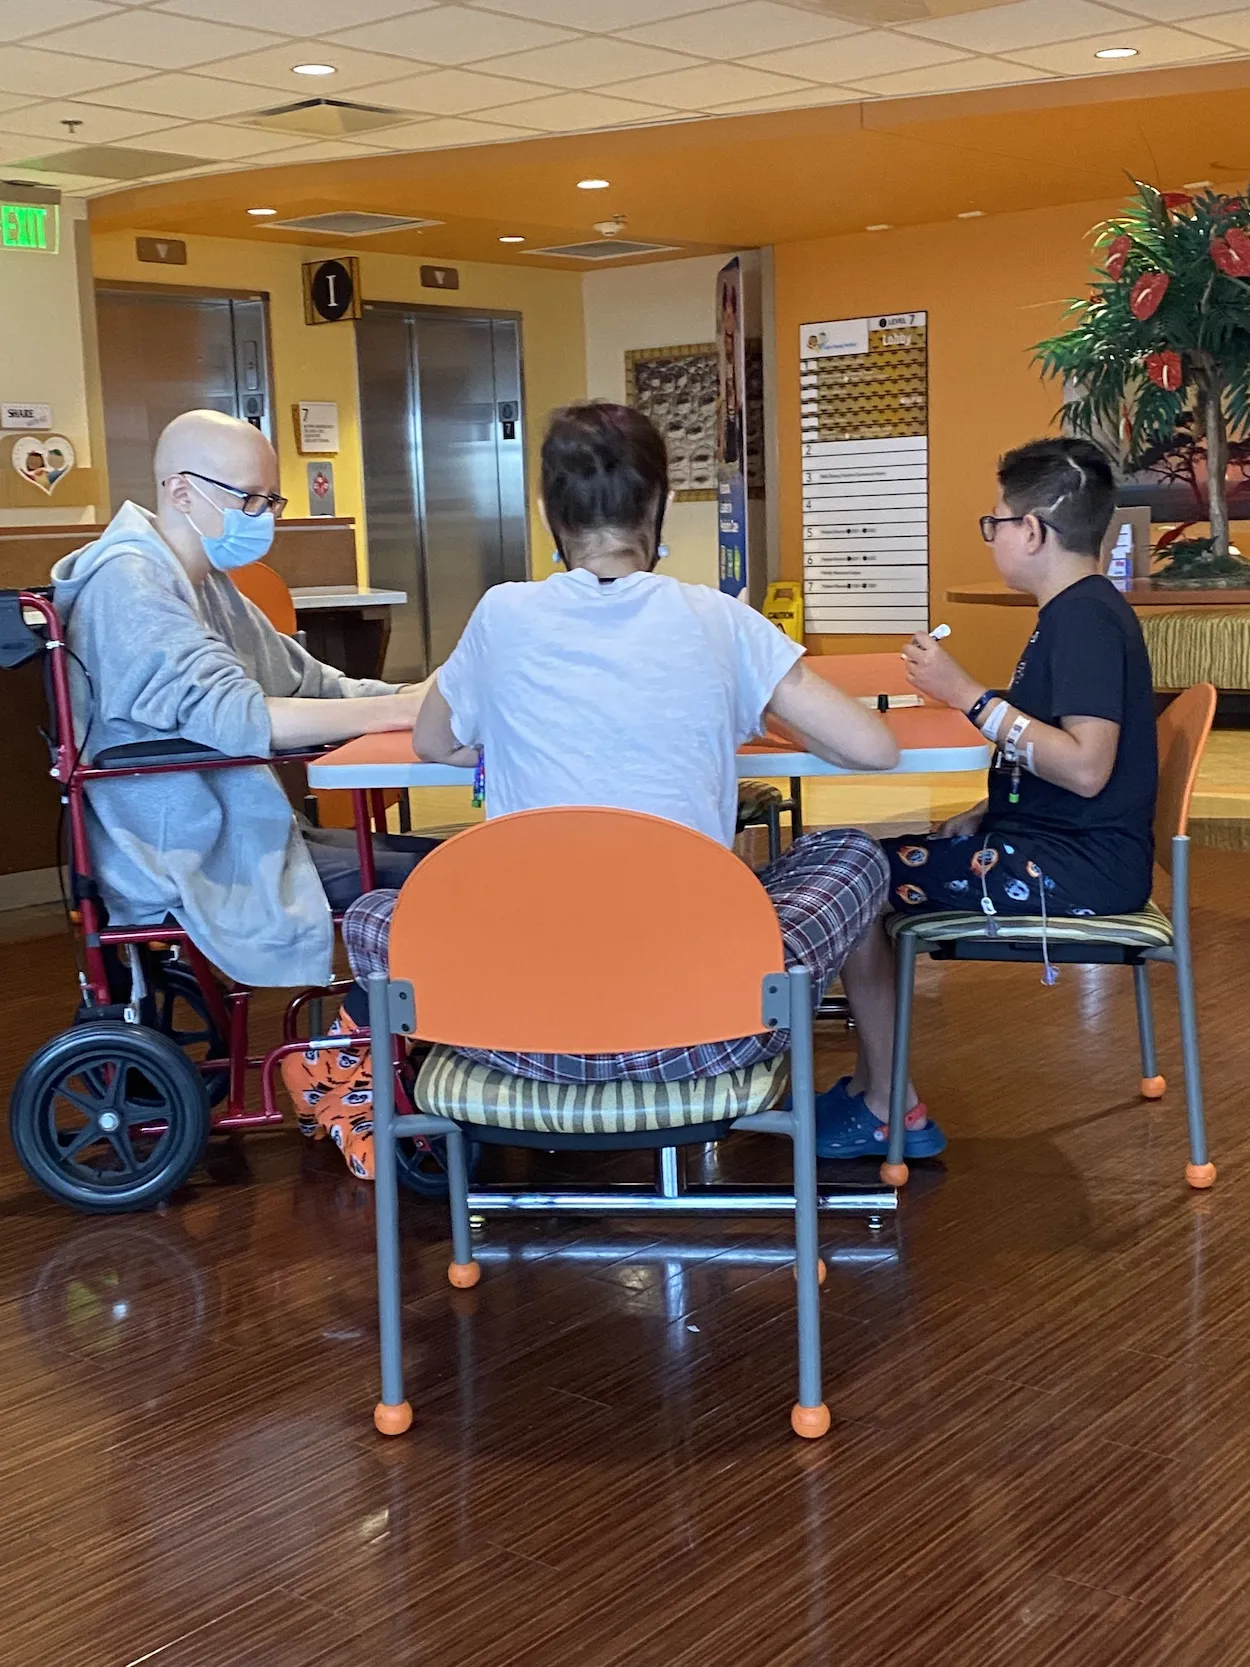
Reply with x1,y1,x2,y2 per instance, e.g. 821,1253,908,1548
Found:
307,704,990,793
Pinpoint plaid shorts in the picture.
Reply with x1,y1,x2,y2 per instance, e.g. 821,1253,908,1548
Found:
343,827,887,1084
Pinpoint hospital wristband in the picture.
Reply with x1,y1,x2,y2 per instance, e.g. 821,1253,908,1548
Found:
980,700,1009,743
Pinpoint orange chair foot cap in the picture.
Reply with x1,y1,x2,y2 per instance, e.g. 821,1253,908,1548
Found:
791,1402,832,1440
374,1400,413,1437
793,1258,827,1285
1140,1075,1167,1100
1186,1162,1217,1190
880,1161,909,1187
448,1259,481,1289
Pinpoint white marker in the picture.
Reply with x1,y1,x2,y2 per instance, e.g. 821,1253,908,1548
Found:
930,623,952,640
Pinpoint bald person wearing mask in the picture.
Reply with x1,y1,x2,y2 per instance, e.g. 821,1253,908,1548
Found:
51,409,437,991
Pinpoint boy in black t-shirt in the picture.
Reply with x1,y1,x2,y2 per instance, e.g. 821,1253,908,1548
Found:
822,436,1158,1161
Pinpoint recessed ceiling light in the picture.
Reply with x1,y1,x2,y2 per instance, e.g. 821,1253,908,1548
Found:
866,223,891,232
1094,46,1138,59
577,178,609,190
499,234,525,243
248,206,277,216
957,209,985,219
292,62,336,76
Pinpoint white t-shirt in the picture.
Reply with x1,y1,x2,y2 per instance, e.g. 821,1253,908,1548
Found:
438,568,804,848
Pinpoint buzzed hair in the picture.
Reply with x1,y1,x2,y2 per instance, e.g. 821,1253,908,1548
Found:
998,437,1116,556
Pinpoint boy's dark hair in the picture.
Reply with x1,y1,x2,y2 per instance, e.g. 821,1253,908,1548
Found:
542,402,668,567
997,436,1116,555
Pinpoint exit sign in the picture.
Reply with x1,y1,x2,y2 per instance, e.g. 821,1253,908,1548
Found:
0,202,58,253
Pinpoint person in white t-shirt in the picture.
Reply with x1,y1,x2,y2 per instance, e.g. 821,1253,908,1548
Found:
332,401,910,1179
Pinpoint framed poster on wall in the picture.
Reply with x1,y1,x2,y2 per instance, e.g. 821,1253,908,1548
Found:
624,343,718,501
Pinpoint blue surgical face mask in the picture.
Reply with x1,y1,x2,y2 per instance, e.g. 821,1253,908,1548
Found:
185,479,275,571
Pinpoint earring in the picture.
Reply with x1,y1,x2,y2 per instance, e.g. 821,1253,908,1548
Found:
657,544,669,560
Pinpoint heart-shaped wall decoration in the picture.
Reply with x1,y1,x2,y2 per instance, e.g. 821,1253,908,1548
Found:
11,433,75,494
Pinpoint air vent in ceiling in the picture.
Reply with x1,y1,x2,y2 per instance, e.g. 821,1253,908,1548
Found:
244,98,405,138
270,211,443,237
526,239,679,261
16,146,206,180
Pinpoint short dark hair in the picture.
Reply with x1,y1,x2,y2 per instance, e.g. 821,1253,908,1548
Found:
997,436,1116,555
542,402,668,566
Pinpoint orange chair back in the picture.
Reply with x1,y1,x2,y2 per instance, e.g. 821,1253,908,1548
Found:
1155,683,1216,873
388,807,785,1054
231,562,298,636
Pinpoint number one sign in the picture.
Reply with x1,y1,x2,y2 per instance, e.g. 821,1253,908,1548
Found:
303,257,361,325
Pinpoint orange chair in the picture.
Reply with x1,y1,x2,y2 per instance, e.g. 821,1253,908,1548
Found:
230,560,298,636
367,806,838,1441
883,683,1218,1190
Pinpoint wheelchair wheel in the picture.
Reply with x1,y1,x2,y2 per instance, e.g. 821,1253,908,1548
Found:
153,962,231,1109
9,1021,212,1214
396,1133,482,1199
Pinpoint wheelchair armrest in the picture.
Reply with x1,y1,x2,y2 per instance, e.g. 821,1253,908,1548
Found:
92,740,234,768
91,739,334,769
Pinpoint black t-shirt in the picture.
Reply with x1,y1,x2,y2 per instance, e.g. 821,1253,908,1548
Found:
983,574,1157,912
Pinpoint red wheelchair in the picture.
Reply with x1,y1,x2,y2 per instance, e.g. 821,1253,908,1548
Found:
3,587,471,1213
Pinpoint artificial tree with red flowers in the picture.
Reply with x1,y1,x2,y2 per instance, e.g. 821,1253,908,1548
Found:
1036,180,1250,572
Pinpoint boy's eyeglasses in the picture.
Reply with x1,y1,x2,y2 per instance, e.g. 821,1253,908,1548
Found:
180,470,288,518
978,512,1054,544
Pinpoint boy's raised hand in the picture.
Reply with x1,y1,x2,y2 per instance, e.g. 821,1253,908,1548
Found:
902,632,983,713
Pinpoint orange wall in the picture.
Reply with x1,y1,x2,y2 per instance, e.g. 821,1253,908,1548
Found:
774,196,1123,689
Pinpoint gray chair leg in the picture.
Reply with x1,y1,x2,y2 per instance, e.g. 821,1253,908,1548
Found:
368,975,412,1435
787,965,830,1439
884,933,920,1186
1171,837,1215,1187
1133,962,1164,1099
443,1122,480,1288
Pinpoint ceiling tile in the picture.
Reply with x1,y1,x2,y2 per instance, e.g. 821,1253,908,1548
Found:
158,0,441,30
73,72,277,119
1184,11,1250,47
0,0,121,42
621,3,866,59
21,11,283,68
196,42,429,92
351,67,557,113
0,97,172,141
1003,22,1235,72
0,91,43,115
465,0,722,30
745,31,970,80
242,137,388,163
113,120,312,159
898,0,1137,51
369,115,535,148
604,62,818,109
1121,0,1250,16
0,44,151,98
707,82,860,113
849,57,1054,95
327,7,576,65
483,88,686,130
474,38,705,89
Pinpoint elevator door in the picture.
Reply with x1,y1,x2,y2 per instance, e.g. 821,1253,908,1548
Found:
357,303,528,681
95,286,271,514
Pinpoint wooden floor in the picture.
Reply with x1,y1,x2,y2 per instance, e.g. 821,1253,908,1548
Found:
3,842,1250,1667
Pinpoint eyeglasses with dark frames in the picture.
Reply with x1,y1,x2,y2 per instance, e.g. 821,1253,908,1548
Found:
979,512,1053,543
177,470,288,519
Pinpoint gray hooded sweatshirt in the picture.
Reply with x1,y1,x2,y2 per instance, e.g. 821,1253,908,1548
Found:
51,502,395,987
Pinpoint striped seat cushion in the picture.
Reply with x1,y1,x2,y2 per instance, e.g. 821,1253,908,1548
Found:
736,780,784,825
887,899,1174,951
415,1046,787,1135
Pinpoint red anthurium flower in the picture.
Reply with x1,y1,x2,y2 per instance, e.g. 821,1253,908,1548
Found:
1145,350,1183,392
1105,234,1131,280
1211,231,1250,277
1130,271,1169,319
1161,191,1193,212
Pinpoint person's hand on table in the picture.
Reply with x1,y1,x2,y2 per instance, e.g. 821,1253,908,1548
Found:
935,801,987,839
901,632,984,713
